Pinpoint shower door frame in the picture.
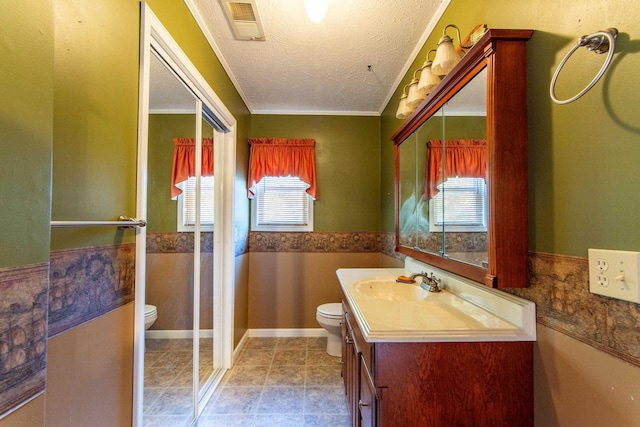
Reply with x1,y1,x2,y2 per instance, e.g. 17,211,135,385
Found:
133,3,236,425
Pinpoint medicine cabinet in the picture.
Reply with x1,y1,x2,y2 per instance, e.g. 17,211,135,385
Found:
391,29,534,288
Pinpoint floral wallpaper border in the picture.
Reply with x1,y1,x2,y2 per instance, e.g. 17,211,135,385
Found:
48,243,135,338
248,231,381,253
508,252,640,367
147,230,639,366
0,263,48,416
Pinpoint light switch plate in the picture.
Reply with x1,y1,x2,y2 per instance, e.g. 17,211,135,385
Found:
588,249,640,303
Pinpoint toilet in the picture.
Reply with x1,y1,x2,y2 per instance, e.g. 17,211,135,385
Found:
316,303,343,357
144,304,158,330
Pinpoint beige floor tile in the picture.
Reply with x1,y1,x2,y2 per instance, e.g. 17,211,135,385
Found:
306,350,340,366
273,349,307,366
265,365,306,386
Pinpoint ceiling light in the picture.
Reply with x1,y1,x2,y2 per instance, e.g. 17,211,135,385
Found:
431,25,472,75
305,0,328,24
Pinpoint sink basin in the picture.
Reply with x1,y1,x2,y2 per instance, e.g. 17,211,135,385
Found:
353,278,431,302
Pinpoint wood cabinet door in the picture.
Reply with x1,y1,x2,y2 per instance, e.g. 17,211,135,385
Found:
359,360,376,427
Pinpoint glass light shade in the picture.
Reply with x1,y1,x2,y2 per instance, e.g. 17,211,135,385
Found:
395,94,412,119
431,37,460,75
417,62,441,95
406,78,426,109
304,0,328,23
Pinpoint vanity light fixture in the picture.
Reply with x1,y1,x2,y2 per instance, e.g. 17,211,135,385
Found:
304,0,328,23
431,24,473,75
416,49,441,97
395,84,414,120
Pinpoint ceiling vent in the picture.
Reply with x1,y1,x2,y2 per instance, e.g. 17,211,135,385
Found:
220,0,266,41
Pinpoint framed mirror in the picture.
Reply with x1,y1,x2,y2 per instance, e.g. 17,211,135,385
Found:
134,5,237,425
392,29,533,288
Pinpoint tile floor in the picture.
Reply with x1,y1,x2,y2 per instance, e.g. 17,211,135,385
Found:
143,337,350,427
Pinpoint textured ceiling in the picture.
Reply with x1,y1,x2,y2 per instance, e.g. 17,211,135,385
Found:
149,52,198,112
186,0,448,115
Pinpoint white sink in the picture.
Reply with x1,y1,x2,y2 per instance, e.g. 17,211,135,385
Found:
336,263,537,343
354,278,430,302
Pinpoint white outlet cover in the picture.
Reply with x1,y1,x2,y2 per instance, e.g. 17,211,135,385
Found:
588,249,640,304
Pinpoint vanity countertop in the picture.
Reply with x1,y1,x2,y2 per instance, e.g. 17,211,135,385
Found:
337,262,536,343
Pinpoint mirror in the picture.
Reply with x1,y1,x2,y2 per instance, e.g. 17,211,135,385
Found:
136,7,237,424
198,116,215,399
145,51,196,421
392,29,532,288
143,51,224,424
399,70,486,266
398,107,444,255
439,69,487,266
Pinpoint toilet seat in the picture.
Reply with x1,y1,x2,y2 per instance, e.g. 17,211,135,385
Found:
317,303,342,319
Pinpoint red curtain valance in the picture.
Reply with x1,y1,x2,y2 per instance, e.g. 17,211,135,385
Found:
171,138,214,199
424,139,487,200
247,138,318,199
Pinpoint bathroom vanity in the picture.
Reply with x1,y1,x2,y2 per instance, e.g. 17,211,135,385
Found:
337,258,536,427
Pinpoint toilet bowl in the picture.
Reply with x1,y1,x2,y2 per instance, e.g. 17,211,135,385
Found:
144,304,157,330
316,303,343,357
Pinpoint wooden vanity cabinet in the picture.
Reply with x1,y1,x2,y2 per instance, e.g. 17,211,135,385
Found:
341,309,360,425
341,293,533,427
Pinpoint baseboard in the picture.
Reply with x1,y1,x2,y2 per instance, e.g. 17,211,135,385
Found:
247,328,327,338
144,329,214,339
233,331,249,363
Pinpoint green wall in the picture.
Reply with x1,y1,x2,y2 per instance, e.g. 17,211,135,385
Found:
382,0,640,258
146,0,251,233
250,115,381,232
0,1,53,268
50,0,140,251
147,114,198,233
48,0,251,250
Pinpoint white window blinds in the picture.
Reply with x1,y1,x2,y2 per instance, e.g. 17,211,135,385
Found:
432,177,486,230
251,176,313,231
180,176,215,229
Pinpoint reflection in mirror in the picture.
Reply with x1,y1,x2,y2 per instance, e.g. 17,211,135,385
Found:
440,68,487,267
397,68,488,267
416,109,444,255
144,51,197,421
198,116,215,399
398,131,418,248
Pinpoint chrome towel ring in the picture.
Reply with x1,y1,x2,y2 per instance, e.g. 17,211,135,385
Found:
550,28,618,105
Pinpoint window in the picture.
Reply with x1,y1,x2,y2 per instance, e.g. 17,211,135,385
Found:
251,176,313,232
429,177,486,232
177,176,215,232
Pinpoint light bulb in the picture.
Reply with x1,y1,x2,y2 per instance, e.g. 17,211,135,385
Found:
305,0,328,23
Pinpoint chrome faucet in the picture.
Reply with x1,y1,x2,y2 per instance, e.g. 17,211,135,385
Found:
409,271,442,293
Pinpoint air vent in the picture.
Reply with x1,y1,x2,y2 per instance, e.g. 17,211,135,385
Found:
220,0,266,41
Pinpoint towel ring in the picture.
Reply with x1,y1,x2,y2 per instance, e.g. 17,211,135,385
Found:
550,28,618,105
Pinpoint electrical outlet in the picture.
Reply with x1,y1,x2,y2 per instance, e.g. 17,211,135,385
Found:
596,258,609,272
595,275,609,287
588,249,640,303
